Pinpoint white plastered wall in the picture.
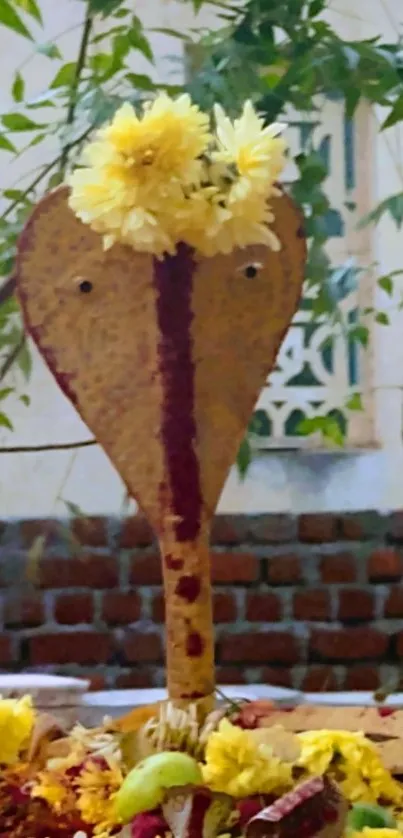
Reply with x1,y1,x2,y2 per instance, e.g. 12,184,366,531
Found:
0,0,402,518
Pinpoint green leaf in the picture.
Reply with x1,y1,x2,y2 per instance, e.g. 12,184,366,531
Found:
125,72,156,91
349,324,369,347
14,0,43,24
0,412,13,430
86,0,125,14
2,113,44,131
37,41,62,59
63,499,86,518
0,134,16,153
19,394,30,406
17,341,32,379
378,275,394,296
50,62,77,88
236,436,252,478
12,72,25,103
346,393,363,411
375,311,390,325
0,0,32,40
382,95,403,130
128,17,154,62
0,387,13,400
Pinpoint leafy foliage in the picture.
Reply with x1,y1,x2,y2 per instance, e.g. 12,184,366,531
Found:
0,0,402,476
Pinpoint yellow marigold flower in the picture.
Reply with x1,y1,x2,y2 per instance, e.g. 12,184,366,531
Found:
0,695,34,765
349,830,403,838
32,771,75,813
202,718,293,798
75,757,123,837
298,731,403,806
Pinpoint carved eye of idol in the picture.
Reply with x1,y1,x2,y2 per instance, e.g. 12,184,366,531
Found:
238,262,263,279
73,276,93,294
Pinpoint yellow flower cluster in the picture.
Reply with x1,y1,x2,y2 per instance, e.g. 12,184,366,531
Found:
68,94,286,258
298,731,403,806
0,695,34,765
202,719,293,798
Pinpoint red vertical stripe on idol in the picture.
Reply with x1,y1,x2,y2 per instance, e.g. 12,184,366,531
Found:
153,243,202,542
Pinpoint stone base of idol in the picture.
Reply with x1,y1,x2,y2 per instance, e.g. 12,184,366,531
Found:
0,673,89,726
79,684,302,727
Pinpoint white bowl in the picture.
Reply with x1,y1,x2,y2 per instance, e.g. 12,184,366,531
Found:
303,690,403,708
0,673,89,703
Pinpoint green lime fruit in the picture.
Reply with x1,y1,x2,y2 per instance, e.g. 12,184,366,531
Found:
347,803,397,832
115,750,203,823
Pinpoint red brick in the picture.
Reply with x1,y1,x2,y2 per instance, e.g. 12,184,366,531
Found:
387,512,403,543
20,519,57,546
123,632,163,663
102,592,142,625
337,589,374,622
385,588,403,617
343,666,380,690
260,667,293,688
368,549,403,581
39,556,118,588
213,593,237,623
151,592,165,623
302,666,337,692
216,667,247,685
211,516,244,545
394,632,403,657
211,552,259,584
246,592,282,622
298,514,339,543
115,670,155,688
4,594,44,627
129,554,162,585
54,593,94,624
71,517,108,547
339,515,364,540
320,553,356,583
29,632,112,665
81,672,107,691
220,632,299,664
310,627,388,661
0,635,13,663
248,515,296,544
294,590,331,621
120,517,154,548
267,555,302,585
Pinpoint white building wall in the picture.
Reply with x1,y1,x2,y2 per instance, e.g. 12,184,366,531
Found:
0,0,403,518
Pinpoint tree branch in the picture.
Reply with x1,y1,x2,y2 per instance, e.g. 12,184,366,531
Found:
0,439,96,454
59,8,94,176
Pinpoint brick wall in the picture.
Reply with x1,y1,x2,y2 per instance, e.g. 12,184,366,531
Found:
1,512,403,692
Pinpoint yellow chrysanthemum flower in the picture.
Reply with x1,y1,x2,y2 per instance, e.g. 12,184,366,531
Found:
75,758,123,838
202,718,293,798
298,731,403,806
213,101,286,191
68,94,210,256
68,94,287,258
0,695,34,765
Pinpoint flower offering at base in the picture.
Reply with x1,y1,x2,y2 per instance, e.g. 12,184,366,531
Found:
2,695,403,838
